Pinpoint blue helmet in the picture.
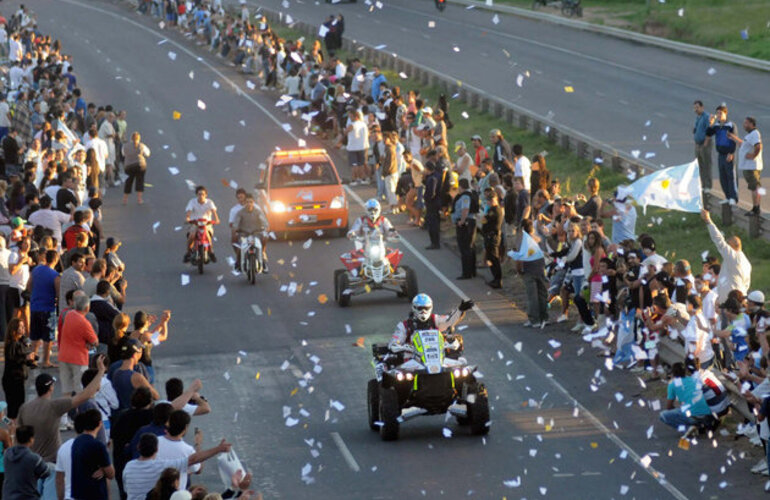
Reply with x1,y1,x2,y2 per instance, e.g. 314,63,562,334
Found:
365,198,381,222
412,293,433,322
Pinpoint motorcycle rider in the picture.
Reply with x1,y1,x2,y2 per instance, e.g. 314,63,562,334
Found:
231,193,269,273
347,198,396,240
184,185,220,262
388,293,475,357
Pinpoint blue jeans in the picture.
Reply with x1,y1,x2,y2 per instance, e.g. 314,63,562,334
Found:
717,153,738,202
571,275,584,295
38,463,56,500
659,409,696,430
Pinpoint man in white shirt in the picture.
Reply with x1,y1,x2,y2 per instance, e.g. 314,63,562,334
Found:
155,411,201,488
730,116,763,216
0,95,11,140
28,195,72,248
98,112,118,186
84,125,108,193
123,433,230,500
345,110,369,185
513,144,532,192
228,188,246,262
184,186,219,262
55,424,84,500
8,61,24,90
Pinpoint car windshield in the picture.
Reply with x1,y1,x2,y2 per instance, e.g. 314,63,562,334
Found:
271,162,337,188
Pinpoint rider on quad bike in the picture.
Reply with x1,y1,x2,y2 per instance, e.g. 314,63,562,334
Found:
347,198,396,241
388,293,475,360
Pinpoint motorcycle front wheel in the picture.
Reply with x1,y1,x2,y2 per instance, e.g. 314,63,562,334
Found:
248,253,256,285
197,247,205,274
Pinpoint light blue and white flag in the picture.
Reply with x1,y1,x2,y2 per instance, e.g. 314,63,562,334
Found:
508,231,544,262
624,159,702,213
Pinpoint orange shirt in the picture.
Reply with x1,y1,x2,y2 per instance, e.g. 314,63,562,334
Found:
58,310,98,366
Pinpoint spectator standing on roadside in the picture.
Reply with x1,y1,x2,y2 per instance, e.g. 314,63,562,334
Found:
28,250,60,369
156,411,201,488
729,116,763,216
693,100,713,191
70,409,114,500
512,176,530,231
575,178,602,220
3,318,32,420
482,187,503,289
112,339,160,410
0,234,11,342
489,129,513,178
600,191,637,245
28,196,72,248
700,209,751,304
470,134,488,170
17,358,107,499
451,178,476,280
2,426,52,500
706,104,738,205
58,291,98,399
423,160,441,250
123,433,231,500
515,219,549,327
346,110,369,186
122,132,151,205
512,144,531,192
453,141,473,185
59,253,86,305
381,132,399,214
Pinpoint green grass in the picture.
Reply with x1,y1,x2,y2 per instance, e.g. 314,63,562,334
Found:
267,19,770,291
492,0,770,61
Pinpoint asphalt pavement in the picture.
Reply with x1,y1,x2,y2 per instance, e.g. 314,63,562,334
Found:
250,0,770,208
30,0,766,497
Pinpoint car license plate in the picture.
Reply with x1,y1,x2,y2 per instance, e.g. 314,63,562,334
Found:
297,214,318,223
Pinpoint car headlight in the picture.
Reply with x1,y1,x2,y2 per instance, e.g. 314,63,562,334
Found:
329,195,345,209
269,200,286,213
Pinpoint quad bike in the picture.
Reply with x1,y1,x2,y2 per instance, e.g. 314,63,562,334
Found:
334,229,418,307
367,329,490,441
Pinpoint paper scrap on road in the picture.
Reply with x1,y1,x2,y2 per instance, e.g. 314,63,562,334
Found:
514,341,522,352
212,81,220,89
428,21,435,28
181,274,190,286
172,111,181,120
188,70,194,79
246,80,256,90
564,86,574,93
330,400,345,412
224,145,235,153
442,428,452,438
503,477,521,488
286,417,299,427
152,221,160,233
203,131,210,141
217,285,227,297
197,100,206,110
223,371,230,381
167,51,177,60
707,67,717,76
168,167,180,175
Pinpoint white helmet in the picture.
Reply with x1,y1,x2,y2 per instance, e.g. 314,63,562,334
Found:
412,293,433,322
365,198,381,222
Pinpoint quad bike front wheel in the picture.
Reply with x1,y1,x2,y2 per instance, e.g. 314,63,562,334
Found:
379,387,400,441
367,379,380,431
336,271,351,307
468,384,490,435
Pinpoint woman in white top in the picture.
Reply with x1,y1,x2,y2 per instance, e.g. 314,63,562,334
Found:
684,295,715,369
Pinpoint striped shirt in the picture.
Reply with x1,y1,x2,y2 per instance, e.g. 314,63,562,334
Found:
123,457,188,500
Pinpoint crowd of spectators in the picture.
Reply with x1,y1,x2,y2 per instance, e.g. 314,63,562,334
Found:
0,5,261,500
144,0,769,491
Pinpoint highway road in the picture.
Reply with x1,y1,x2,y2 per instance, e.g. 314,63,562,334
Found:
252,0,770,206
32,0,763,497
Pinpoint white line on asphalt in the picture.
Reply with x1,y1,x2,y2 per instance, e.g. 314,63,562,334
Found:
552,473,575,478
59,3,687,498
581,471,602,476
251,304,263,316
330,432,361,472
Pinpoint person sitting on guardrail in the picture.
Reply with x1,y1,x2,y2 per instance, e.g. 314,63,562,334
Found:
659,362,713,435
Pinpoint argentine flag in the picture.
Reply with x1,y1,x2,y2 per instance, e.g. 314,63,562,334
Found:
624,160,703,214
508,231,544,262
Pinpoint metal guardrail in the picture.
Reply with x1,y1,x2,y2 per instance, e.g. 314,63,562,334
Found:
263,10,770,240
448,0,770,73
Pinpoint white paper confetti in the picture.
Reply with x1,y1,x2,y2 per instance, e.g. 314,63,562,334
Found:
181,274,190,286
167,51,177,60
224,145,235,153
168,167,179,175
187,152,197,162
217,285,227,297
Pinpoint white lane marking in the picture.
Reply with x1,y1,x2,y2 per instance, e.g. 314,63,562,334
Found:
581,471,602,476
59,3,687,498
330,432,360,472
552,473,575,478
251,304,263,316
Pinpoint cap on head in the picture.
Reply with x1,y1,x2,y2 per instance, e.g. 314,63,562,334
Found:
748,290,765,305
